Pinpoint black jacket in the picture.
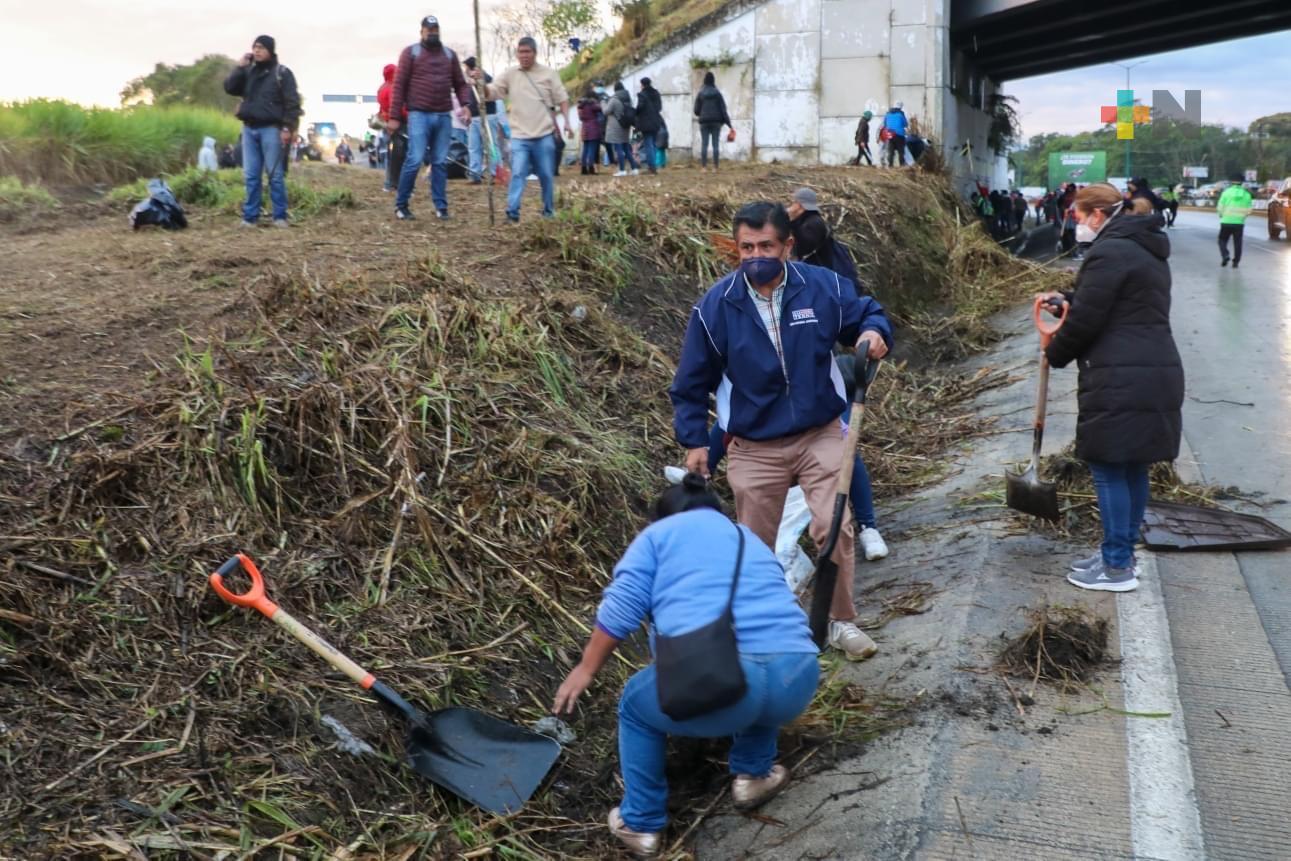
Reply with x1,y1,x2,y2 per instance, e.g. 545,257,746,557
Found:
1045,213,1183,464
224,60,302,130
790,211,834,271
693,85,730,126
635,85,663,134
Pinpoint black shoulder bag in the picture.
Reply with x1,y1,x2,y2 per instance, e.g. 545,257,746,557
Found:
654,524,748,720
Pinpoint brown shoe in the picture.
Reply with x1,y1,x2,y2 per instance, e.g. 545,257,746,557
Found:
732,763,791,810
608,807,661,858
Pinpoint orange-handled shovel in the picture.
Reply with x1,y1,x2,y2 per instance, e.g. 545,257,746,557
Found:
1005,297,1069,522
210,553,561,815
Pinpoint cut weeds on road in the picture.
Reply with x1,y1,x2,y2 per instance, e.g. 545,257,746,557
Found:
2,164,1063,857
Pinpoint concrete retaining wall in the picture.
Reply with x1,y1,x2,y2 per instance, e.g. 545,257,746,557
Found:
611,0,1000,187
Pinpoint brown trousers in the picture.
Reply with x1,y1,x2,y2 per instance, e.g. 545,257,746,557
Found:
726,422,856,620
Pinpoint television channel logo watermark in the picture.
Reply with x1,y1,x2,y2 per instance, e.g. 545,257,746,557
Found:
1100,89,1201,139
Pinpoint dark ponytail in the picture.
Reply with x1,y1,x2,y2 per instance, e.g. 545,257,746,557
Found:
652,472,724,521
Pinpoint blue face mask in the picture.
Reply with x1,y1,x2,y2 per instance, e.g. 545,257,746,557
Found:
741,256,784,286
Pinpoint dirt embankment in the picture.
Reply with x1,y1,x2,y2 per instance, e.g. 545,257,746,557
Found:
0,162,1060,858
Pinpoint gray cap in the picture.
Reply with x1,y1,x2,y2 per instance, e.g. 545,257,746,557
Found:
792,187,820,212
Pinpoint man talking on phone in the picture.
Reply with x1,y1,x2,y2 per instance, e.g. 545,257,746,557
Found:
223,35,301,228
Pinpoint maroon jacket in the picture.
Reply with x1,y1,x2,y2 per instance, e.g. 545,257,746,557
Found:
390,43,472,118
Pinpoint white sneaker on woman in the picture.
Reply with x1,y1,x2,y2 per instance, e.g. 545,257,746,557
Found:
859,526,889,560
829,621,878,661
732,764,791,810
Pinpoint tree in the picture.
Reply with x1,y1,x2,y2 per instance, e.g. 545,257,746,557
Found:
542,0,599,58
121,55,239,111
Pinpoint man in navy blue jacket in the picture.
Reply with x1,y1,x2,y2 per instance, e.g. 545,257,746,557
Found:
670,201,893,659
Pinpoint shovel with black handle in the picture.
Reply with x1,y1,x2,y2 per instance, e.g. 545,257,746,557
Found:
210,553,561,815
808,353,880,648
1005,296,1069,522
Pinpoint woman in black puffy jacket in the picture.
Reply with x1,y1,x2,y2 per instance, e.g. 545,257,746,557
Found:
693,72,731,171
1039,182,1183,594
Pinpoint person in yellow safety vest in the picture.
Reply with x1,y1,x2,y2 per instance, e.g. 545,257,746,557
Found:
1216,179,1253,268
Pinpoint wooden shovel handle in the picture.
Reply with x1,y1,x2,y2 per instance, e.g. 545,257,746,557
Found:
210,554,375,690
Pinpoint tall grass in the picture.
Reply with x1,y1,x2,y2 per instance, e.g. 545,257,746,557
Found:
105,166,357,219
0,175,58,220
0,99,241,185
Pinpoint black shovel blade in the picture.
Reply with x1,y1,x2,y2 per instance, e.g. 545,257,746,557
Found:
405,707,562,815
1006,469,1060,522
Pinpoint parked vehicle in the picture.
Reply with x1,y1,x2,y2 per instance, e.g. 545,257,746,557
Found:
307,122,341,160
1269,177,1290,240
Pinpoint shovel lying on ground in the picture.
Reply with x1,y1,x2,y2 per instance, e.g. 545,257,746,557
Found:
210,553,561,814
1006,296,1068,522
808,353,880,647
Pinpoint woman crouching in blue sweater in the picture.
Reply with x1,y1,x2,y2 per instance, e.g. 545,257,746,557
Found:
553,474,820,857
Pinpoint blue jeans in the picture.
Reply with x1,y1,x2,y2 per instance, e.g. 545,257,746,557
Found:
468,116,503,181
639,133,657,171
618,652,819,832
614,142,638,171
1088,461,1150,568
580,140,600,169
396,111,451,212
507,135,556,220
707,424,878,529
241,125,288,222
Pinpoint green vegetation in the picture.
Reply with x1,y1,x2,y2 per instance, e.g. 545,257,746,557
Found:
0,175,58,220
562,0,734,89
0,99,241,185
121,54,241,111
1014,113,1291,188
105,166,356,218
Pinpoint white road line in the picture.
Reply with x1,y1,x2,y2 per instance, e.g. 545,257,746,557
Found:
1118,553,1207,860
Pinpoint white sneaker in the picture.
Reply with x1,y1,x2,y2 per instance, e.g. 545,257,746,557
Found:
662,466,686,485
859,527,889,561
613,170,627,177
630,169,640,176
828,621,878,661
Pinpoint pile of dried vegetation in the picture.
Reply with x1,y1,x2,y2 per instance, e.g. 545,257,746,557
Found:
999,605,1112,689
1,163,1063,857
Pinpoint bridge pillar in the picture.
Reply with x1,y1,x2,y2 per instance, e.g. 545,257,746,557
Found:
616,0,1004,192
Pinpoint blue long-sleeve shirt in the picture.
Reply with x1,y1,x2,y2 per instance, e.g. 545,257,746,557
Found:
596,508,817,655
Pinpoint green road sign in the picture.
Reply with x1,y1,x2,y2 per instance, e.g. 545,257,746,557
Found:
1048,152,1107,187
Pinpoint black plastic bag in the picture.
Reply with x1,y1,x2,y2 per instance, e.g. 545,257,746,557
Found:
129,178,188,230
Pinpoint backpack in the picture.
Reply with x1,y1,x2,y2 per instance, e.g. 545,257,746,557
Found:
619,97,636,129
410,43,455,61
830,237,866,296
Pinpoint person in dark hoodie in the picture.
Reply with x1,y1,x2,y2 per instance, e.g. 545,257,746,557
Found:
223,35,301,228
1126,177,1165,221
853,111,874,166
693,71,731,172
1038,183,1182,593
377,62,406,192
634,77,663,175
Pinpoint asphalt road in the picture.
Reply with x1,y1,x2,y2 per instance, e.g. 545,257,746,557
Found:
1142,208,1291,860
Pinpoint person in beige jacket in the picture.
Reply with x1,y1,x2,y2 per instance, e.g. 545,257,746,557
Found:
471,36,572,223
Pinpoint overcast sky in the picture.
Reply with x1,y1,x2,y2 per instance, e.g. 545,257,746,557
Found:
1005,31,1291,141
0,2,1287,142
0,0,608,107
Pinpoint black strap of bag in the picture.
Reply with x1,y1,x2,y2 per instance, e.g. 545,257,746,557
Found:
654,523,748,721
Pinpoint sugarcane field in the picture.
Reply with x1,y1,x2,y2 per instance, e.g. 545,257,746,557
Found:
3,3,1291,860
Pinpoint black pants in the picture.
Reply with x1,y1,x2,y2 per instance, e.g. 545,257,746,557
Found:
1166,203,1177,226
699,122,723,167
886,135,906,166
855,143,873,166
385,132,407,190
1219,223,1244,263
